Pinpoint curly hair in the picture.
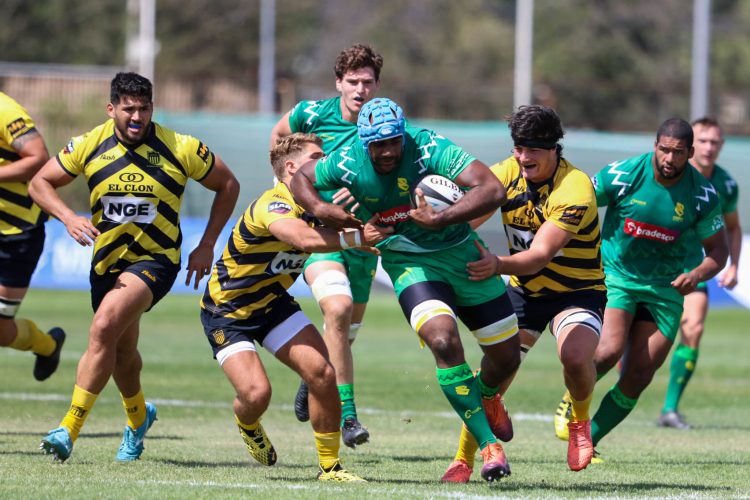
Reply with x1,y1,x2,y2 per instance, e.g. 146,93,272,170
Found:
269,133,322,180
334,44,384,81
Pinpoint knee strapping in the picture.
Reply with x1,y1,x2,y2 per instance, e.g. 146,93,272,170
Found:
0,296,21,319
409,300,455,333
310,270,352,302
472,313,518,346
553,310,602,338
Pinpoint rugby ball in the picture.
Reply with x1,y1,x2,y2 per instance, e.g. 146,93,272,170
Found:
412,174,464,212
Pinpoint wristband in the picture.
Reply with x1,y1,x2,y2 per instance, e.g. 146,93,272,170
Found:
339,231,350,249
353,230,362,247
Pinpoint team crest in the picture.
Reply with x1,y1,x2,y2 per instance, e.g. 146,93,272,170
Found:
148,151,161,165
674,202,684,218
268,201,292,214
212,329,226,345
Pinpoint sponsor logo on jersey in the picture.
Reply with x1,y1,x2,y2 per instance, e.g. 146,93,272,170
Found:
6,117,27,138
269,252,308,274
398,178,409,192
673,202,685,222
630,198,647,206
711,215,724,232
148,151,161,165
141,270,157,282
623,218,679,243
506,226,534,251
119,172,145,183
268,201,292,214
196,142,210,161
63,140,75,154
378,205,410,225
101,195,157,224
560,205,588,226
100,153,117,161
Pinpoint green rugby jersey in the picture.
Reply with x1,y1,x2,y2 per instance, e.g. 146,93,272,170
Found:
314,126,475,253
593,152,724,285
683,164,738,267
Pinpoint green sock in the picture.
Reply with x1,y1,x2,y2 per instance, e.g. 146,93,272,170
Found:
591,383,638,446
662,344,699,413
338,384,356,424
436,363,496,449
476,370,499,398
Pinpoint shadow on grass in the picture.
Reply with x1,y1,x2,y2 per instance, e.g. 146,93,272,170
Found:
486,480,732,495
155,457,299,469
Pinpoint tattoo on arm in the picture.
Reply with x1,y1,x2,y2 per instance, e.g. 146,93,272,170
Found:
11,129,40,151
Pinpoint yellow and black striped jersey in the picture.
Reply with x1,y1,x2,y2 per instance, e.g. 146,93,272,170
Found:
201,182,315,320
0,92,47,236
57,119,214,276
492,156,604,296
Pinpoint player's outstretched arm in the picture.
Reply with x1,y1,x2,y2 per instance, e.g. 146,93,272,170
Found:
290,159,362,230
186,156,240,289
29,157,99,246
268,215,388,254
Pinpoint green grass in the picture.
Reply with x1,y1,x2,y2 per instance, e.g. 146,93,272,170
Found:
1,289,749,498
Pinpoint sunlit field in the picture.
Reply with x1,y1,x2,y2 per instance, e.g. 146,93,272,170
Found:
1,289,748,498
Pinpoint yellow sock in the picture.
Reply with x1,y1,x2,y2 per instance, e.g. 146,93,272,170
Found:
454,424,479,468
121,390,147,429
314,431,341,470
562,390,572,404
234,414,259,431
60,385,98,441
9,319,55,356
570,393,593,422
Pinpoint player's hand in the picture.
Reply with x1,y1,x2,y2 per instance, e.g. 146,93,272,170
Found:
718,264,738,290
467,240,500,280
63,214,99,246
362,213,393,246
317,203,363,230
409,188,443,229
331,187,360,215
185,242,214,290
671,271,699,295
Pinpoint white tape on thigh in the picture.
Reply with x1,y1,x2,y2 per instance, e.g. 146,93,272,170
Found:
216,341,256,366
409,300,455,333
348,322,361,341
472,313,519,346
310,270,352,302
553,310,602,338
0,296,22,319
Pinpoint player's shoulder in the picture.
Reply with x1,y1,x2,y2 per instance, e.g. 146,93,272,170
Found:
256,183,303,218
0,92,26,116
489,155,519,179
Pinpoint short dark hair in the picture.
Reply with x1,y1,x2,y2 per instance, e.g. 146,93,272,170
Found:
656,118,693,149
110,72,152,104
507,105,565,152
334,44,384,81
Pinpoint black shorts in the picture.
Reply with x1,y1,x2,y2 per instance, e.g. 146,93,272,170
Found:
90,260,179,312
0,225,45,288
200,292,303,358
507,286,607,333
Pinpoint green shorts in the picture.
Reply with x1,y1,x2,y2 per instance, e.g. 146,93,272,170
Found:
304,250,378,303
605,274,684,342
380,236,507,307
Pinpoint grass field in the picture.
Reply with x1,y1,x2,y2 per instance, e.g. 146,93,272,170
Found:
1,289,749,499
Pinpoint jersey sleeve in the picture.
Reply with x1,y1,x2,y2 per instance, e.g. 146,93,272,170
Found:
313,151,346,191
412,128,475,180
546,169,598,234
722,175,739,214
288,100,317,134
250,189,305,234
591,168,614,207
489,157,515,190
56,134,89,177
176,133,215,181
695,193,725,241
1,106,35,146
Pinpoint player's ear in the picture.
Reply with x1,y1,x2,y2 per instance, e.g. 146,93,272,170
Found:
688,146,695,159
106,102,115,118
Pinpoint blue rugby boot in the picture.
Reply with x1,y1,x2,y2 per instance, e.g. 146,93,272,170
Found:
40,426,73,462
116,402,157,461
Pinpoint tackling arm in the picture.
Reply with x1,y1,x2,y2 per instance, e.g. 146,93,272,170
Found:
290,159,362,230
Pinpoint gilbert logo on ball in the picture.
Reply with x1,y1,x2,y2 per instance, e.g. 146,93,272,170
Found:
412,175,464,212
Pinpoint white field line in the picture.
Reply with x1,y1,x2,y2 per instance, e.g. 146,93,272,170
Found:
0,391,552,422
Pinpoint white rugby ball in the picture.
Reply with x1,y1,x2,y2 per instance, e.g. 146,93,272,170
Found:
412,174,464,212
